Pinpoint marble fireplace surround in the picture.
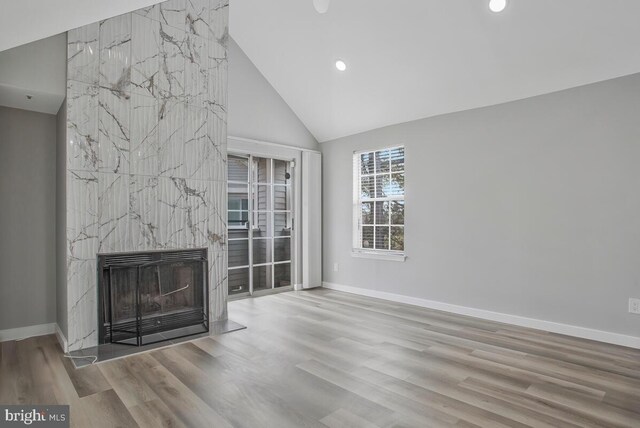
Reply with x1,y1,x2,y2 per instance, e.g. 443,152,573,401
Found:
64,0,229,351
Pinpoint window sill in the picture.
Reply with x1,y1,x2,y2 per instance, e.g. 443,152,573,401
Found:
351,250,406,262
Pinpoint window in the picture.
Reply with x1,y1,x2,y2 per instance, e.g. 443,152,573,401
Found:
353,146,405,260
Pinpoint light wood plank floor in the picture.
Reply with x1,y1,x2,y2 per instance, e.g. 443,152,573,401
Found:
1,289,639,427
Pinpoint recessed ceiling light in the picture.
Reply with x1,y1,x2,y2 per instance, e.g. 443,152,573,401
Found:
313,0,330,14
489,0,507,13
335,60,347,71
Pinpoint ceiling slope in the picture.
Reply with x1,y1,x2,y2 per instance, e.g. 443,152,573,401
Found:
230,0,640,142
0,34,67,114
0,0,164,52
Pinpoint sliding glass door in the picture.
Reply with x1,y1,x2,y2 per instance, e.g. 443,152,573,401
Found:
227,155,251,295
227,154,294,297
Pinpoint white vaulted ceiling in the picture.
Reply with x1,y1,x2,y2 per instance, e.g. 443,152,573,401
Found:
230,0,640,142
0,34,67,114
3,1,640,139
0,0,164,52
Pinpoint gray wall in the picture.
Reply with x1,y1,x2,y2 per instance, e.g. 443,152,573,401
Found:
321,73,640,337
0,106,57,330
56,100,67,338
228,37,318,151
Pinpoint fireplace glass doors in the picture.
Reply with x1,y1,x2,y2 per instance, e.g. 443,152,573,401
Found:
98,249,209,346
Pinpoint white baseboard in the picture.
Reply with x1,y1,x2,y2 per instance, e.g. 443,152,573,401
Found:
322,282,640,349
55,324,69,353
0,323,57,343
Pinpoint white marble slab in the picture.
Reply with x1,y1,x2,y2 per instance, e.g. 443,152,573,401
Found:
131,13,160,98
156,177,189,248
130,93,160,176
67,170,98,260
184,105,210,180
158,22,186,102
185,33,209,108
182,178,211,248
130,175,160,250
186,0,210,38
67,258,98,351
209,0,229,54
207,179,227,252
129,175,226,251
209,115,227,182
133,3,160,21
208,55,227,108
158,98,185,177
67,81,99,171
65,0,229,350
68,23,99,85
98,88,130,173
160,0,187,31
209,250,228,321
98,173,130,253
99,14,132,96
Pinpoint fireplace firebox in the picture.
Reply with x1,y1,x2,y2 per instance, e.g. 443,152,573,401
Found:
98,249,209,346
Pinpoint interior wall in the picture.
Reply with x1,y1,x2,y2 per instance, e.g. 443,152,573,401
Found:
228,37,318,151
321,72,640,338
0,106,57,331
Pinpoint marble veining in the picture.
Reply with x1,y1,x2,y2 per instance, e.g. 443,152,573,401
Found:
160,0,187,32
65,0,228,351
99,14,132,97
158,98,185,177
184,105,210,179
159,22,186,102
209,0,229,57
208,55,227,107
67,81,99,171
185,33,209,107
98,173,130,253
156,176,189,248
209,250,228,321
130,93,160,176
67,170,99,260
67,23,99,85
206,180,227,252
131,14,160,98
130,175,160,250
133,4,160,22
130,175,226,250
67,259,98,350
98,88,130,173
186,0,210,37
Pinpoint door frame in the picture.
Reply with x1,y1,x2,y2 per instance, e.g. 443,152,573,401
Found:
227,150,298,299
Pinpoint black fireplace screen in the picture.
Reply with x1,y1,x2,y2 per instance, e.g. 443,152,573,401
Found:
98,249,209,346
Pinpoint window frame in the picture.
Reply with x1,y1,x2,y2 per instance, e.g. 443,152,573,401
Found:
352,146,406,262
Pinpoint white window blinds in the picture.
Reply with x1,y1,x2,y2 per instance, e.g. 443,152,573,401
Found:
353,146,405,254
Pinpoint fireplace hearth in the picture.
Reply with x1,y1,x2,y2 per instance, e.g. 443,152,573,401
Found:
98,249,209,346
